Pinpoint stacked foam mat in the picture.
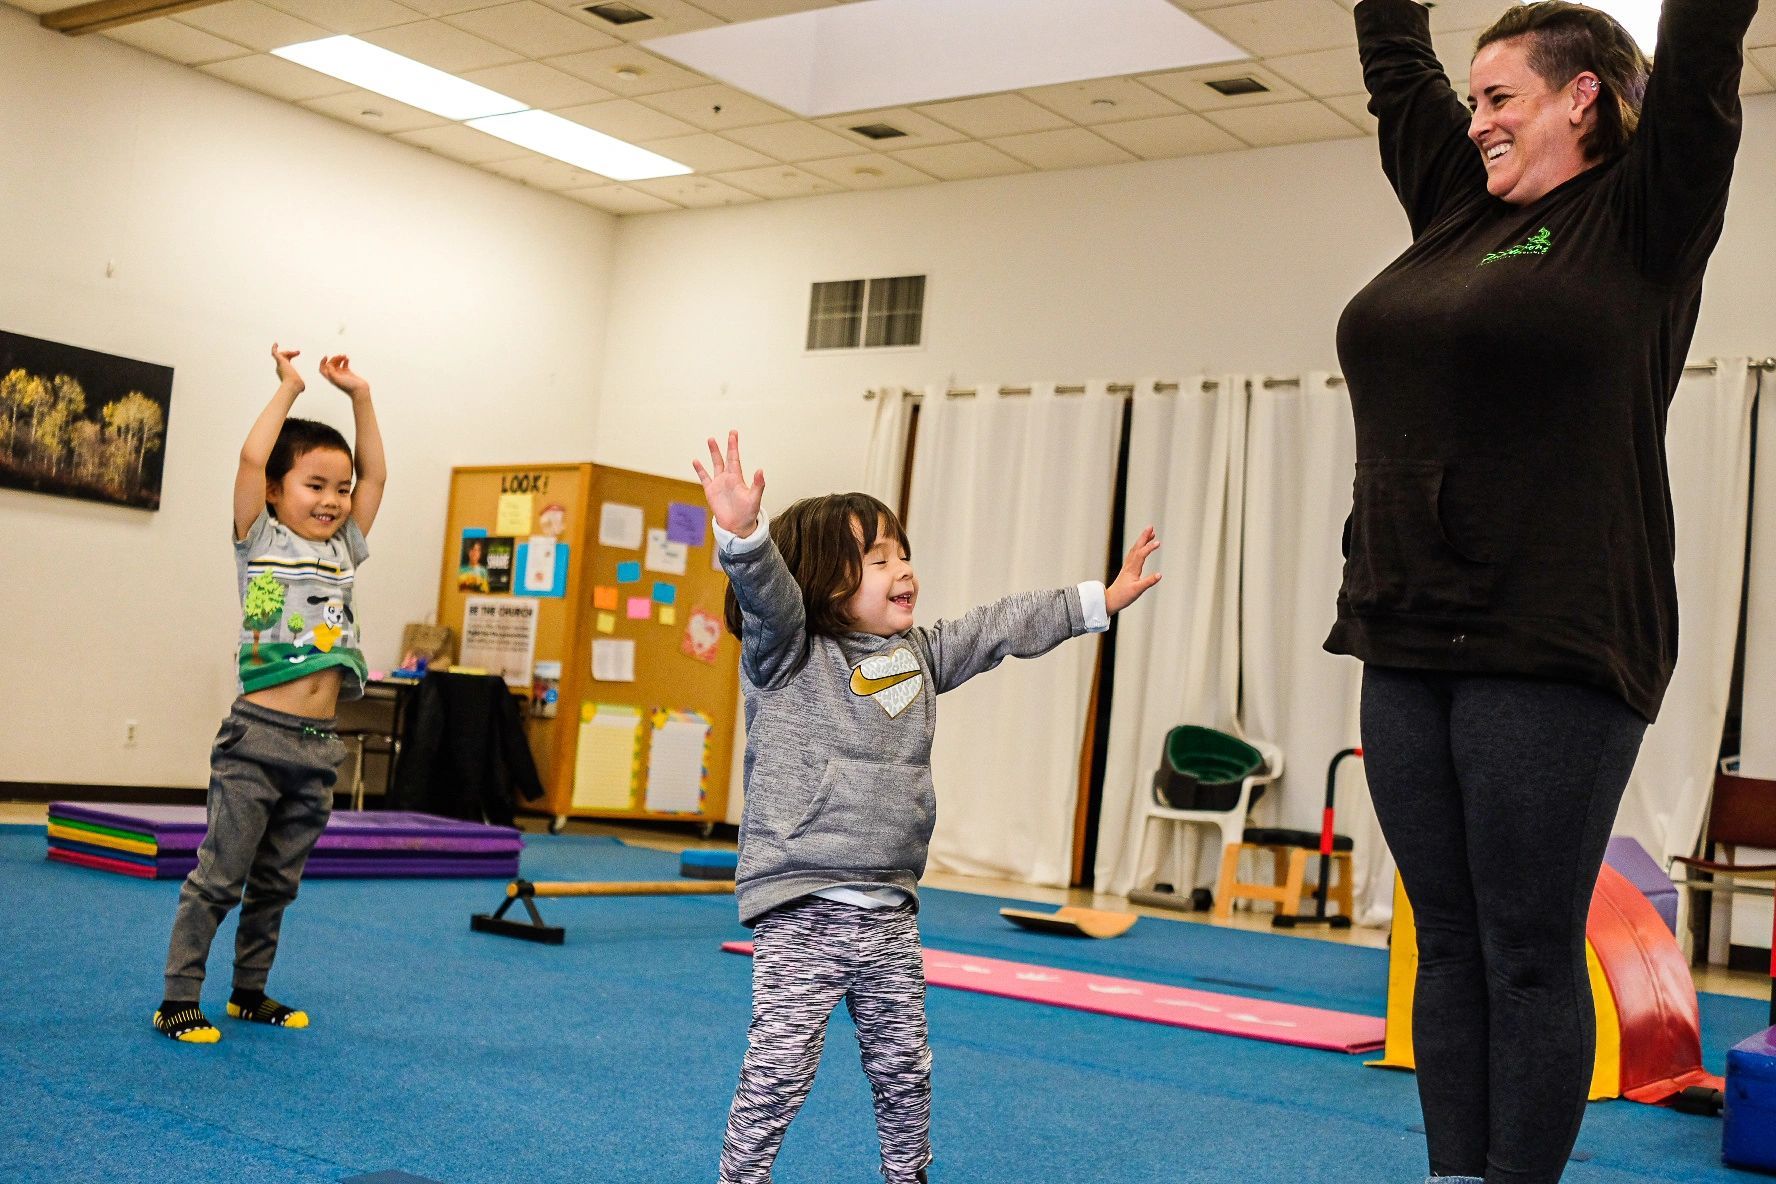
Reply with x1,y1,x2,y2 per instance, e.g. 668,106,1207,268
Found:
46,803,522,880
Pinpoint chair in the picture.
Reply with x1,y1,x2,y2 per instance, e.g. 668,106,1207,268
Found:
337,727,400,811
1131,727,1283,907
1213,826,1354,922
1669,769,1776,963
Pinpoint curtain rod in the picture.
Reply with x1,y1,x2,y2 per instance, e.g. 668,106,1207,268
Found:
864,357,1775,400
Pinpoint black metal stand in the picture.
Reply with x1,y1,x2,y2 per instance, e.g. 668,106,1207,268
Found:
1272,747,1359,930
470,879,565,944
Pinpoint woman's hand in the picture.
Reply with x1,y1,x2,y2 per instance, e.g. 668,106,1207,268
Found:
693,430,765,536
1106,526,1162,614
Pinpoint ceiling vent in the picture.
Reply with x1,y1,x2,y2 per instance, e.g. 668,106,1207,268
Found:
584,3,655,25
850,122,908,141
1204,75,1271,97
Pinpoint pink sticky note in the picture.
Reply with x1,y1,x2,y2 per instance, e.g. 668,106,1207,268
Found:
626,596,652,620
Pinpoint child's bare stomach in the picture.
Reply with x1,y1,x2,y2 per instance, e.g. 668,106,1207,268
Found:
244,667,342,719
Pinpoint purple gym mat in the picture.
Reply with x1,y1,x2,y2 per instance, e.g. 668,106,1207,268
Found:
49,843,519,880
1604,835,1679,934
48,803,522,854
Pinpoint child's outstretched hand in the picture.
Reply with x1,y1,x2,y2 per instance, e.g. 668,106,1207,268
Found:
693,430,765,535
1106,526,1161,614
271,343,304,394
319,354,370,400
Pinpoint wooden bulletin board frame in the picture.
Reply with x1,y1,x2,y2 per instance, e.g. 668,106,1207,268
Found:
438,463,740,830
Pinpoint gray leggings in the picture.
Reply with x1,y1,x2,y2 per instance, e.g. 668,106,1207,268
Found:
720,897,932,1184
162,698,343,998
1361,666,1646,1184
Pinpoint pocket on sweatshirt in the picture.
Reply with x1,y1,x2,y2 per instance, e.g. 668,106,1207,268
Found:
787,758,936,871
1341,460,1503,615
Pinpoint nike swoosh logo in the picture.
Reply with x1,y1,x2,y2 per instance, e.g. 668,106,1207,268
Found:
850,667,922,697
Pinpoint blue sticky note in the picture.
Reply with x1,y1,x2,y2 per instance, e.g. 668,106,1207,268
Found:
616,561,641,584
652,582,677,605
666,502,707,546
462,527,488,539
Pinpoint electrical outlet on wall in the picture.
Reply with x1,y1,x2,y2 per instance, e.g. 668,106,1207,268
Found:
123,720,138,747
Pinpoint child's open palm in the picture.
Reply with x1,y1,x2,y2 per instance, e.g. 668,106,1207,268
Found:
693,431,765,535
1106,526,1162,614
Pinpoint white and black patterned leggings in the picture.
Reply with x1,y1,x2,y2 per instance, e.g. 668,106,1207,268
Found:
719,896,932,1184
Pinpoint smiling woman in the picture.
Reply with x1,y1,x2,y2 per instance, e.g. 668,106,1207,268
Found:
1328,0,1762,1180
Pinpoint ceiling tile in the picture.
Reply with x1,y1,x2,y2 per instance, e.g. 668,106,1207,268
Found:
691,0,837,17
562,185,680,214
1421,0,1510,34
714,164,847,199
813,107,968,150
889,142,1031,182
637,83,790,131
1194,0,1355,57
1167,0,1266,11
483,151,612,189
1021,76,1187,125
992,127,1138,170
724,120,860,162
549,0,724,41
1323,92,1377,134
460,60,614,107
1429,27,1484,85
361,20,526,71
1747,5,1776,47
104,18,253,65
914,93,1072,138
1204,98,1362,147
260,0,424,34
555,98,699,140
1093,111,1245,157
200,53,356,102
1743,52,1775,92
394,123,528,163
381,0,492,14
300,88,449,133
634,132,776,171
0,0,64,12
1140,64,1306,110
799,153,939,191
1263,45,1365,96
444,2,620,56
629,175,760,207
178,1,330,52
543,45,709,95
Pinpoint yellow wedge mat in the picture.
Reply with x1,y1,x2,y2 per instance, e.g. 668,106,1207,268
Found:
47,823,156,857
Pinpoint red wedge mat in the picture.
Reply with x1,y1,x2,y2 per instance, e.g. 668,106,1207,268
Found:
721,941,1385,1054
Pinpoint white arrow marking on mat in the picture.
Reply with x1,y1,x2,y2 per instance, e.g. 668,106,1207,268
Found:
1226,1013,1298,1027
1155,999,1224,1012
1087,984,1142,995
1015,972,1062,982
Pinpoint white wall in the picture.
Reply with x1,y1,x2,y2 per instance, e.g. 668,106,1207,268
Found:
596,98,1776,508
0,6,615,787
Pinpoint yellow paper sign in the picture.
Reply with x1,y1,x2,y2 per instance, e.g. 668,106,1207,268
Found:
496,492,534,535
658,605,677,626
596,612,616,634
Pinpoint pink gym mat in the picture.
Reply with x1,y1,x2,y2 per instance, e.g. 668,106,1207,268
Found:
721,941,1386,1054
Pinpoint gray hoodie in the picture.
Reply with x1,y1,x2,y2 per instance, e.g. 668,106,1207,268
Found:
719,515,1104,925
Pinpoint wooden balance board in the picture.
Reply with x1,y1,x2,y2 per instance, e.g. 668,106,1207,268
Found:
998,906,1138,939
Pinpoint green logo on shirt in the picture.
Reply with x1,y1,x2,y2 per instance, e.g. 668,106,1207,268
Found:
1479,227,1552,267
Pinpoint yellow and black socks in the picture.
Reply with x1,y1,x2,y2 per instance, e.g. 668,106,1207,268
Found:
226,987,308,1028
153,1001,220,1043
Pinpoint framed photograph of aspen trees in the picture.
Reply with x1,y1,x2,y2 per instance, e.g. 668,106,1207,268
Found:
0,330,174,510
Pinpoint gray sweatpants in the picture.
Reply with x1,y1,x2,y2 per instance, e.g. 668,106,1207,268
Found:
720,896,932,1184
162,698,343,999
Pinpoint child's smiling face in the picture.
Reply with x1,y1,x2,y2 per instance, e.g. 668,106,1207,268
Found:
844,516,917,637
267,446,354,542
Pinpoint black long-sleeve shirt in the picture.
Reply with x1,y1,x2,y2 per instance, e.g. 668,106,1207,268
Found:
1325,0,1757,721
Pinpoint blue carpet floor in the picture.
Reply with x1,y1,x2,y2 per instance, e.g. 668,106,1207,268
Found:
0,824,1766,1183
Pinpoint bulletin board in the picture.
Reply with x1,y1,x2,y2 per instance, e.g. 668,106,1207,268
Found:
438,463,740,828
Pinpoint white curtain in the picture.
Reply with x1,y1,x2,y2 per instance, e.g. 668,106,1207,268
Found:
1241,374,1392,923
907,382,1121,886
1094,377,1248,896
1616,359,1758,867
861,386,912,507
1742,365,1776,778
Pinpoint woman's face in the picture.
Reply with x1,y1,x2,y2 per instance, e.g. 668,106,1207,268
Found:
1467,37,1599,205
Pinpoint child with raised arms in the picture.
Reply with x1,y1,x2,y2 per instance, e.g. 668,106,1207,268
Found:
694,430,1160,1183
153,343,386,1042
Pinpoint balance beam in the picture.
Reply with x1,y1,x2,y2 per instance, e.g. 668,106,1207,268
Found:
471,877,735,943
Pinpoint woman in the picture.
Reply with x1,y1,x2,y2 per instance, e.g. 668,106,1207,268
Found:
1328,0,1759,1180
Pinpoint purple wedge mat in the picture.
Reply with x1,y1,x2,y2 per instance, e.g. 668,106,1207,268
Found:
1604,835,1678,934
49,804,523,854
51,850,520,880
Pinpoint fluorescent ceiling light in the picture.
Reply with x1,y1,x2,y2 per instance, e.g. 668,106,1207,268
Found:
273,36,527,121
643,0,1247,118
467,110,691,181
